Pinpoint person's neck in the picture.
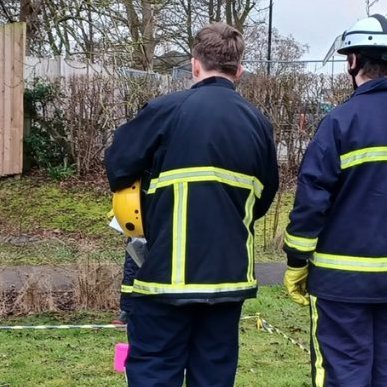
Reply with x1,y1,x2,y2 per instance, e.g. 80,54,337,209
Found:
355,72,373,87
195,71,235,84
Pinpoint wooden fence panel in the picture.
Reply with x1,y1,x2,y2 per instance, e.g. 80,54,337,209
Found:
0,23,26,177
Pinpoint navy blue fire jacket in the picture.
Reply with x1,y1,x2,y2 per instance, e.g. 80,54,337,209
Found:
120,247,139,311
105,76,278,301
284,77,387,303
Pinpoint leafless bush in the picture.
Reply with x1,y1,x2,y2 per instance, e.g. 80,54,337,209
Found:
7,275,57,315
25,69,352,255
74,262,121,310
65,70,348,185
240,73,323,176
25,74,170,177
0,263,121,317
325,73,353,106
239,71,352,249
0,289,7,316
63,74,169,176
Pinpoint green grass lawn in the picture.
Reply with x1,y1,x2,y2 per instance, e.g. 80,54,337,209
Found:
0,175,294,265
0,176,111,236
0,287,311,387
0,176,308,386
0,175,124,265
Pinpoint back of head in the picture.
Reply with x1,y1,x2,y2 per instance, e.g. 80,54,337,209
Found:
338,14,387,79
192,22,245,77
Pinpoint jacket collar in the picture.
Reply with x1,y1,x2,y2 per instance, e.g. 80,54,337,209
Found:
353,77,387,97
191,76,236,90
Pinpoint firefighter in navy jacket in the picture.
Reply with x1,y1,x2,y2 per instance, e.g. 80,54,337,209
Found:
105,23,278,387
283,14,387,387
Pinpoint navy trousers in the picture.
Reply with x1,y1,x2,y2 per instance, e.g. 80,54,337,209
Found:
125,298,243,387
310,296,387,387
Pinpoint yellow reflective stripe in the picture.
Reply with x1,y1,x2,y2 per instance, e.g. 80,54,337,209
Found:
284,231,318,252
132,279,257,295
244,189,256,282
148,167,263,198
171,182,188,285
121,285,133,293
310,296,325,387
341,146,387,169
147,166,261,289
312,252,387,272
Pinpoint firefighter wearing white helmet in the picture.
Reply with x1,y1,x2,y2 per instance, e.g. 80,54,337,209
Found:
338,14,387,55
283,14,387,387
338,14,387,88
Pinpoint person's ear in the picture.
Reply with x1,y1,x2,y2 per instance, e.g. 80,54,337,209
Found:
191,58,201,78
235,64,244,80
347,53,357,71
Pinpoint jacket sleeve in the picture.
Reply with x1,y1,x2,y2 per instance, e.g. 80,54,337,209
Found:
254,121,279,219
283,115,341,266
120,248,140,311
105,101,165,192
123,249,140,287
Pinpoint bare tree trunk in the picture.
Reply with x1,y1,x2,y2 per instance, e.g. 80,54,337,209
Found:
209,0,214,22
208,0,222,22
215,0,222,21
86,0,95,63
232,0,253,33
225,0,232,25
124,0,156,71
185,0,193,52
20,0,40,55
141,0,155,70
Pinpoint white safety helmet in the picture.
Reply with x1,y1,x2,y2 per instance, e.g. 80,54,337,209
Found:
337,14,387,60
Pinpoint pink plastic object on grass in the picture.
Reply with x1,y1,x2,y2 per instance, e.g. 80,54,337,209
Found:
114,343,130,373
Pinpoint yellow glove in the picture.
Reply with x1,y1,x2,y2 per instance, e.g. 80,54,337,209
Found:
283,266,310,306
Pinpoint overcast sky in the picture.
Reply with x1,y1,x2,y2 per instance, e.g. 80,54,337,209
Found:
272,0,386,60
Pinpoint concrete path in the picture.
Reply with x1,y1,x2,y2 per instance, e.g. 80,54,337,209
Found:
0,263,286,292
256,263,286,285
0,265,78,292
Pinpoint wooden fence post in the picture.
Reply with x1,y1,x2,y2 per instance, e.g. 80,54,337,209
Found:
0,22,26,177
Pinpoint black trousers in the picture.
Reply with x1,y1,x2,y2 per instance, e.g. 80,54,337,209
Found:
310,296,387,387
126,298,243,387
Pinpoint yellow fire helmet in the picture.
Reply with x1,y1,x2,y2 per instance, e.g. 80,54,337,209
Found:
112,180,144,238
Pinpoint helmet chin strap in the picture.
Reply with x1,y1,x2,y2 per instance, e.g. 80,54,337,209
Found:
348,69,359,90
347,54,363,90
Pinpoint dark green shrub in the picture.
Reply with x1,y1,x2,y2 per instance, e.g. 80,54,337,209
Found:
24,79,74,179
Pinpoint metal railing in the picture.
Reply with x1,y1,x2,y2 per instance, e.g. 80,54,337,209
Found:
171,59,347,81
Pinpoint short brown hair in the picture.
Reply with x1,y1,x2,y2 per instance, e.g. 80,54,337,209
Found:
350,50,387,79
192,22,245,76
361,57,387,79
